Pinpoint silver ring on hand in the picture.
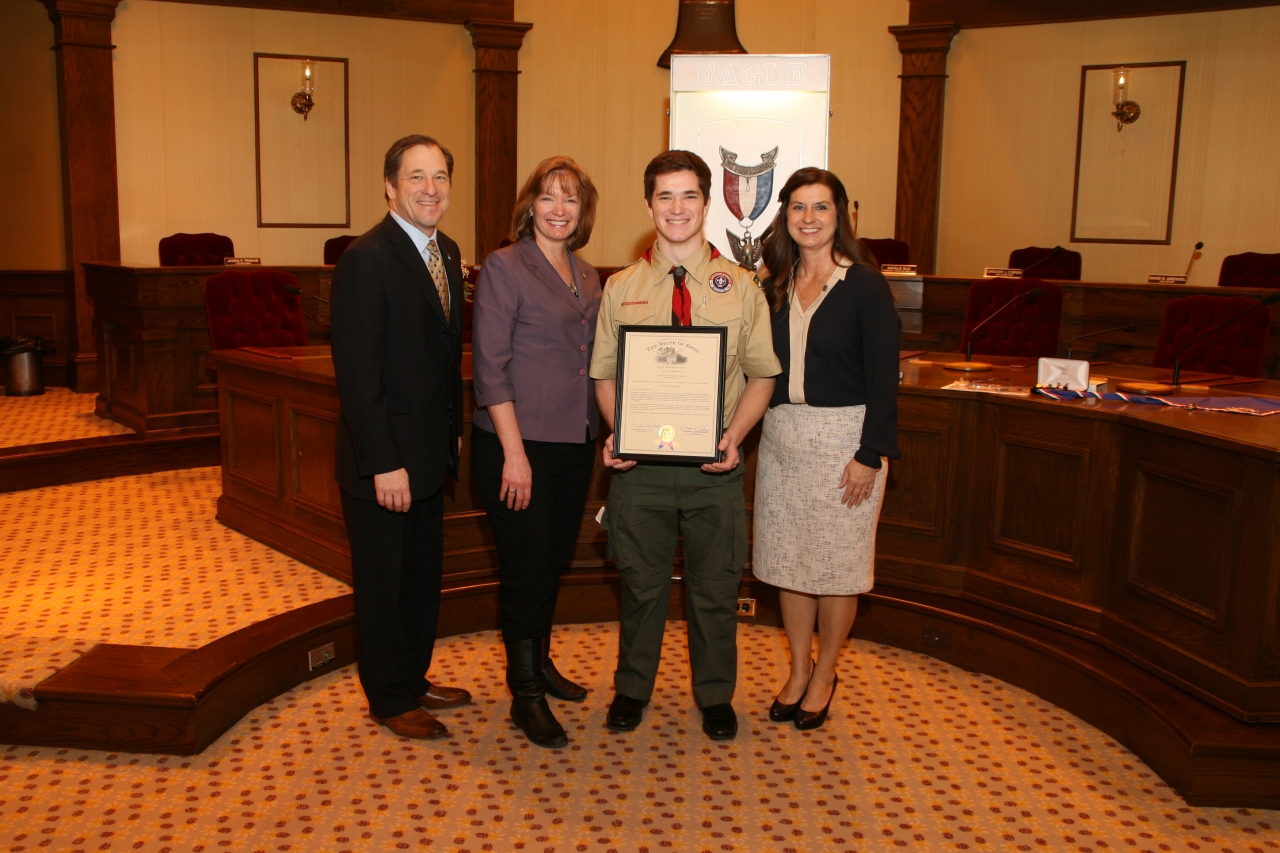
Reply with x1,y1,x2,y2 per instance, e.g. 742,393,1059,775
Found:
509,488,516,493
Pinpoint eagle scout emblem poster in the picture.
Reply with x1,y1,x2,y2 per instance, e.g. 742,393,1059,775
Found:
669,55,831,272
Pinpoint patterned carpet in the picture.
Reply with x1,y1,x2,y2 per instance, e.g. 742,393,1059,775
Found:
0,467,351,708
0,388,134,449
2,621,1276,853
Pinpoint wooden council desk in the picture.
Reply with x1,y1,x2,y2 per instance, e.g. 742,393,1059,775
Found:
85,263,333,433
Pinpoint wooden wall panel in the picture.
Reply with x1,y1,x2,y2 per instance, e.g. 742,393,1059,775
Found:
226,389,281,496
0,271,73,387
935,6,1280,283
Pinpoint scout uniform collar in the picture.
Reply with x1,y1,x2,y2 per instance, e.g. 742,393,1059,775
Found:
643,240,721,289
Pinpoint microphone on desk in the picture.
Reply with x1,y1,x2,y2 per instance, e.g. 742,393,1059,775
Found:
1066,324,1137,360
965,288,1043,361
1021,246,1064,276
284,284,329,304
1184,241,1205,278
1170,291,1280,386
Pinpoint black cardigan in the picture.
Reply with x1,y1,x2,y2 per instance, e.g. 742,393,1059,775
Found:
768,263,902,469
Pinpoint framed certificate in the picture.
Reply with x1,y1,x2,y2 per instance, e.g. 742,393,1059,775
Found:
615,325,727,464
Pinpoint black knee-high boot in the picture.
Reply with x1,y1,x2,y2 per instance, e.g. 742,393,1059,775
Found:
507,638,568,748
542,635,588,702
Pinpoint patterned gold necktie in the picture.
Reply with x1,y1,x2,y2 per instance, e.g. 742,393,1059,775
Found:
426,240,450,320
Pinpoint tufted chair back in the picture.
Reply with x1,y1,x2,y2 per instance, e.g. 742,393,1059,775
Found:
324,235,358,265
159,232,234,266
1152,295,1271,377
961,278,1063,358
1008,246,1082,281
861,238,910,267
1217,252,1280,289
204,269,308,350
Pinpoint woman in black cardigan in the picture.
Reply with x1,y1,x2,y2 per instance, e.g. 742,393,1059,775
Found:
753,168,901,730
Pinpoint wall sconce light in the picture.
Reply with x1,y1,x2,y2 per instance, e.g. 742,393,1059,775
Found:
291,59,315,120
1111,67,1140,131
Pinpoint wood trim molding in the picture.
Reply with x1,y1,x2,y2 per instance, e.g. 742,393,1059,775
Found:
466,19,533,262
43,0,122,394
889,23,958,276
908,0,1280,28
153,0,513,24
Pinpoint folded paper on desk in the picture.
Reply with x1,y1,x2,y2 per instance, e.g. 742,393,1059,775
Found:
1035,388,1280,415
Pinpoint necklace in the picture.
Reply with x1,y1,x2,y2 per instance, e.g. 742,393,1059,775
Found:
794,258,835,310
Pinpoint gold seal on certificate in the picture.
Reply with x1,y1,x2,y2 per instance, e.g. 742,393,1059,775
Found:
615,326,727,463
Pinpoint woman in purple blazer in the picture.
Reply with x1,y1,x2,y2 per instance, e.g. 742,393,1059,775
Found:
471,156,602,749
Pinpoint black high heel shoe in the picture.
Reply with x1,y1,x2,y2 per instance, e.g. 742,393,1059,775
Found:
769,659,814,723
794,673,837,731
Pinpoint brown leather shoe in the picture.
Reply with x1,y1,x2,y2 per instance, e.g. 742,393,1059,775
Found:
417,683,472,711
371,708,449,739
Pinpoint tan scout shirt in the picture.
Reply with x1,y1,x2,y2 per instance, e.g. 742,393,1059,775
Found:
590,241,782,427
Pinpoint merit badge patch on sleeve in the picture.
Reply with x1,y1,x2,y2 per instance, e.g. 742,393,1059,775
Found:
709,272,733,293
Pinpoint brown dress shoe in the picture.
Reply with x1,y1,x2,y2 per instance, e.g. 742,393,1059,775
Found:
371,708,449,739
417,683,472,711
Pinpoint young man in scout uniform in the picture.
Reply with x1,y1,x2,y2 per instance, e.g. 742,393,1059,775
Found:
591,150,781,740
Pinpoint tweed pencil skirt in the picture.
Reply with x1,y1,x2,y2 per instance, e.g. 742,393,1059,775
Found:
752,403,888,596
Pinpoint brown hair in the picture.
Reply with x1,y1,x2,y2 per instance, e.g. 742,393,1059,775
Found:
643,150,712,202
383,134,454,199
509,156,599,252
759,167,876,313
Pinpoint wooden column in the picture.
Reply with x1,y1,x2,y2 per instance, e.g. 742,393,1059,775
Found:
889,22,957,276
43,0,122,393
465,19,532,263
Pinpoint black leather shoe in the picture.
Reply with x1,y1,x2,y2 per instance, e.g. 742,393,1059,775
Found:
605,694,648,732
795,674,838,731
700,703,738,740
505,638,568,748
543,636,588,702
769,659,814,723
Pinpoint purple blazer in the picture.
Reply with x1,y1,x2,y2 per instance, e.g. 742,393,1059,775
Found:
472,237,602,443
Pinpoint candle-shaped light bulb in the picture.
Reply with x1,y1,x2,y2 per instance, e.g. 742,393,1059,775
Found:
302,60,314,95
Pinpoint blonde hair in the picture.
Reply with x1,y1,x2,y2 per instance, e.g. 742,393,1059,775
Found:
510,156,598,252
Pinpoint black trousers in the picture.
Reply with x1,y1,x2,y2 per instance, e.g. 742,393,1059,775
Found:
472,425,596,642
340,486,444,719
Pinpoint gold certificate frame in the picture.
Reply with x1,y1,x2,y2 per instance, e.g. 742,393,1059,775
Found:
615,326,727,464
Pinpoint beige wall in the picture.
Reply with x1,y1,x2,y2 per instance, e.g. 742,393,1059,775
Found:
0,1,66,270
112,0,476,266
513,0,908,267
937,6,1280,284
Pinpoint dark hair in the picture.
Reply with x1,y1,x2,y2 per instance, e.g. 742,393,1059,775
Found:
643,150,712,202
510,156,599,252
759,167,876,313
383,134,454,199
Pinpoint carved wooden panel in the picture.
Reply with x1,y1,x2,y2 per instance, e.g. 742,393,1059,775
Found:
992,440,1090,569
109,336,135,392
177,328,218,412
883,427,948,536
290,405,342,521
1125,462,1237,629
226,389,280,497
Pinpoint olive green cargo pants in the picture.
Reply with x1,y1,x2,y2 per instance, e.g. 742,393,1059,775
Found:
602,459,748,708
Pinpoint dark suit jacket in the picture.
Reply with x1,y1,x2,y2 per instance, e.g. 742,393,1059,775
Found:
331,213,464,501
471,237,602,443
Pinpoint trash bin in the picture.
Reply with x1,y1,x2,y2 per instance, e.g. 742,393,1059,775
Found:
1,336,55,397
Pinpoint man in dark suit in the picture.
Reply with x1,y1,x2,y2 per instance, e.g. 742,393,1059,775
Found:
331,135,471,739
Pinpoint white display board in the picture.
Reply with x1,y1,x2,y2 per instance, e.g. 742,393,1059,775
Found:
670,55,830,270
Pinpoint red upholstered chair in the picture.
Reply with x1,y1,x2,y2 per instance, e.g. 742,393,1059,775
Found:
324,235,358,265
960,278,1064,358
861,238,910,267
1217,252,1280,289
462,262,480,345
204,269,308,350
1008,246,1082,281
159,233,234,266
1151,295,1271,377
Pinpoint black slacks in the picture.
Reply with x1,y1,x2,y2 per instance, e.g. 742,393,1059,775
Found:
472,425,596,642
340,486,444,719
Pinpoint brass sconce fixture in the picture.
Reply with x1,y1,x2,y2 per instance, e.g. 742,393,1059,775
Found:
291,59,315,120
657,0,748,69
1111,67,1140,131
